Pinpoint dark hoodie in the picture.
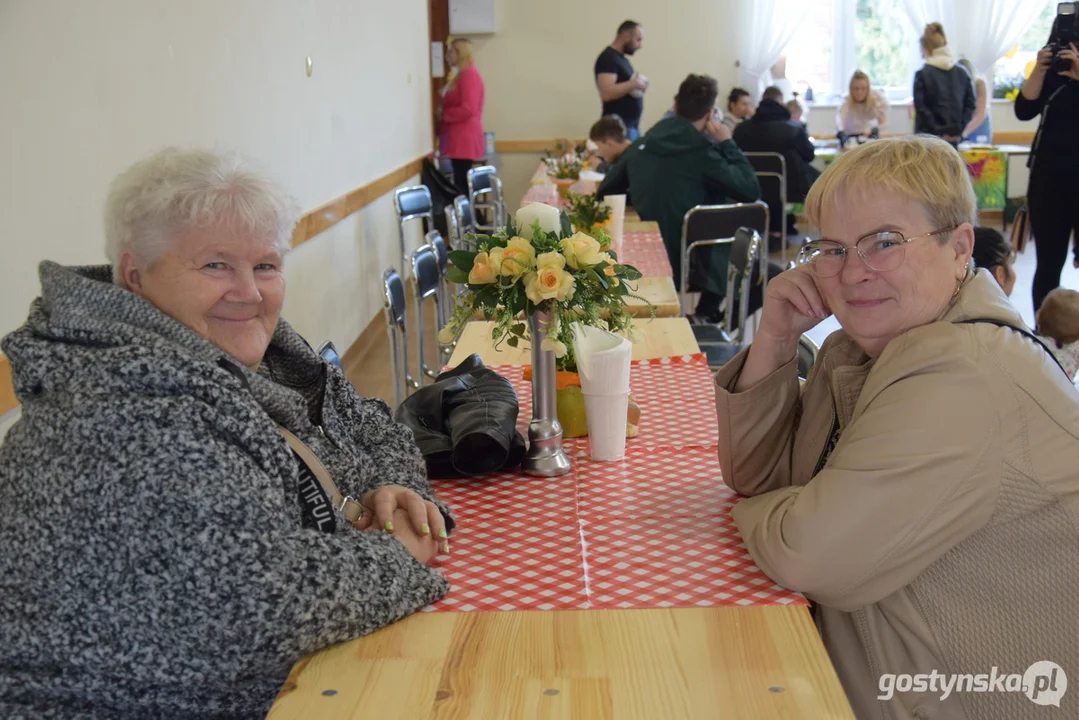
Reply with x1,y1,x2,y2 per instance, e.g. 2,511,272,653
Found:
597,115,760,297
733,98,819,203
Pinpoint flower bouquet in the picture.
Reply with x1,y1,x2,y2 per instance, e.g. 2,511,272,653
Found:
544,140,587,198
565,191,613,248
439,201,649,475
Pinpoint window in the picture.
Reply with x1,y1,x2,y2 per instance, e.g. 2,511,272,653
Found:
992,0,1057,98
783,0,925,104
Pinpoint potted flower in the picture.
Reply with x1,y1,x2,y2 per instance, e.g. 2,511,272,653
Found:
439,202,649,473
565,192,613,248
544,140,585,199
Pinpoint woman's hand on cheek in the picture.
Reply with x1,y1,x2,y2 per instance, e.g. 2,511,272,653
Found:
756,266,832,345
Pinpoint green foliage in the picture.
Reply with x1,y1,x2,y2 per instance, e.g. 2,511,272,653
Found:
854,0,913,90
565,192,612,231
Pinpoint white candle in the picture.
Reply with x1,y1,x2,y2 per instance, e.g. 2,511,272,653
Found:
516,202,562,240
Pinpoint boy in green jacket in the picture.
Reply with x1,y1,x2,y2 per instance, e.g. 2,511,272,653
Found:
598,74,761,323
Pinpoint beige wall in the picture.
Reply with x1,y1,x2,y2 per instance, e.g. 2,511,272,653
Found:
0,0,431,352
470,0,742,143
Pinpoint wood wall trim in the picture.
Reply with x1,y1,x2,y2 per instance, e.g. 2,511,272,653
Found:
290,154,428,248
991,131,1035,145
0,355,16,416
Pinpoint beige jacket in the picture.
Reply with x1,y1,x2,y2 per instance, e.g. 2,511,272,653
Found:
714,271,1079,720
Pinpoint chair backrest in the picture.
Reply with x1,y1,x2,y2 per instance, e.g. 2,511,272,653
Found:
454,195,474,233
412,245,441,300
679,202,769,315
467,165,497,195
728,227,760,276
444,205,460,247
383,267,406,327
428,231,449,275
797,334,820,379
683,202,769,244
394,185,433,221
756,172,785,233
316,341,342,370
724,228,762,338
743,152,786,178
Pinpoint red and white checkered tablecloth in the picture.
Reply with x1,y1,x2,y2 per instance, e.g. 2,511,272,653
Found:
425,353,807,612
620,230,672,279
483,354,719,451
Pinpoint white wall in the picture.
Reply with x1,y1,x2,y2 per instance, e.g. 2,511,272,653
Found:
0,0,432,352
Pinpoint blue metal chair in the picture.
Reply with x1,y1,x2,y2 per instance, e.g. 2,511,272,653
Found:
316,341,342,370
383,267,411,407
411,245,443,382
393,185,433,280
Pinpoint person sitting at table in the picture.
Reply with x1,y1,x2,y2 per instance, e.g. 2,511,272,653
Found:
714,136,1079,719
722,87,754,133
972,226,1015,297
589,114,633,174
836,70,889,140
785,98,804,125
596,73,760,325
0,148,453,718
734,86,819,237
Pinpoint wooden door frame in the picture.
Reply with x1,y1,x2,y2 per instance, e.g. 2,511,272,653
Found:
429,0,449,150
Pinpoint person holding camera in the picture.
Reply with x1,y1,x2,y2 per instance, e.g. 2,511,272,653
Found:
1015,31,1079,314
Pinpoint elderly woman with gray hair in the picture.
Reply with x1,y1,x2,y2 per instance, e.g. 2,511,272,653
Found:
0,148,453,718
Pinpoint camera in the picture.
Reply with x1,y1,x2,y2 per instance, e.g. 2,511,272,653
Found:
1047,2,1077,74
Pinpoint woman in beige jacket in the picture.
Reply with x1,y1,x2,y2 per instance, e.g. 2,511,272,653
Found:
715,136,1079,720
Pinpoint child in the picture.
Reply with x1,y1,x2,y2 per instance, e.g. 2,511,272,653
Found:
1035,288,1079,382
786,99,804,125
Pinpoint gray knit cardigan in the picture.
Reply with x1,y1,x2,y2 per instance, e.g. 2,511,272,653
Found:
0,263,452,718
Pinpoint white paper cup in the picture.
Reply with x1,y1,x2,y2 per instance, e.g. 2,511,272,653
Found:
583,392,630,461
604,194,626,254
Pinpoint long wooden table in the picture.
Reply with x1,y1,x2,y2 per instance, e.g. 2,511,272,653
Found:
269,318,853,719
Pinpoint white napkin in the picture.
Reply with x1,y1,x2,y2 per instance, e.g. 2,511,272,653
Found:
571,323,631,395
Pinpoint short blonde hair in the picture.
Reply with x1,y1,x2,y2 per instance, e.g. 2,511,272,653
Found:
1038,288,1079,345
804,136,977,234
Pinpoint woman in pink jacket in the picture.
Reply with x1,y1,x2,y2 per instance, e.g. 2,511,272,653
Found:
441,39,486,196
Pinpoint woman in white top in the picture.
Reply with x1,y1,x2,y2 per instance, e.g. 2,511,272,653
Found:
836,70,889,136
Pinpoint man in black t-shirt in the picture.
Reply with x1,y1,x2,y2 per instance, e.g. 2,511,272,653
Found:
594,20,647,139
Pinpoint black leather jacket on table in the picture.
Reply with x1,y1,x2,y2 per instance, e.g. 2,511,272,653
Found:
395,354,526,478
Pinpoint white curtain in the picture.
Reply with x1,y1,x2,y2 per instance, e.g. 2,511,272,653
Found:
951,0,1046,75
900,0,953,37
739,0,811,99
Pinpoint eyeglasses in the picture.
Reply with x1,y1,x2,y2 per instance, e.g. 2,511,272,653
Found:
799,227,957,278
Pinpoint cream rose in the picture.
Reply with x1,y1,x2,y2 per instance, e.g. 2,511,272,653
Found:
560,232,605,269
524,251,575,304
468,251,497,284
497,237,536,278
516,202,562,241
